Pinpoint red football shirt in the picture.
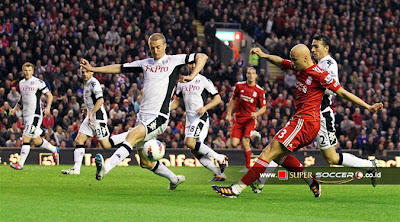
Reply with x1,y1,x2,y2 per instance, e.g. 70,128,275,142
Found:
232,81,266,121
282,59,341,121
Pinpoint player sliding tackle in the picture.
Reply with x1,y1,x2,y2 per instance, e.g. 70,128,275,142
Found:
171,63,227,181
10,62,59,170
81,33,208,190
61,67,128,175
212,44,383,198
250,35,380,192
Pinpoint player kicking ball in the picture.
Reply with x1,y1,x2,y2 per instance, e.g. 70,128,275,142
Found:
171,63,227,181
9,62,59,170
212,44,382,198
61,66,128,175
226,67,267,172
250,35,380,192
81,33,208,190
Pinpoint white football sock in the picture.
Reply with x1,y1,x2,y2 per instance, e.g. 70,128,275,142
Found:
341,153,373,169
104,142,131,174
73,147,85,172
232,180,247,194
40,139,57,153
195,142,224,162
151,161,178,184
19,144,31,167
110,131,129,147
199,155,221,176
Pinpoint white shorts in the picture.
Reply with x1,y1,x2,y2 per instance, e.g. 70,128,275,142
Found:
317,107,338,150
185,113,209,143
137,112,168,143
23,115,43,138
79,118,110,140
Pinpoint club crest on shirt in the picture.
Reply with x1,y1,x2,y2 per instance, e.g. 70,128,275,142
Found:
253,92,257,97
305,76,313,85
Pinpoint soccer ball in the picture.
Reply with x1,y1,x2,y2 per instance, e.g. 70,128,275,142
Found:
142,139,165,161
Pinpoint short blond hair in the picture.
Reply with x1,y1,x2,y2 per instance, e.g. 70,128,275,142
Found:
22,62,34,70
149,33,166,44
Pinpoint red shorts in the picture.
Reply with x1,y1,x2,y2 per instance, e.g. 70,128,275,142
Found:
274,118,320,152
231,118,256,139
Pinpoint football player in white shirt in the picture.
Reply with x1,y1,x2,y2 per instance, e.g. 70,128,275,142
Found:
171,63,227,181
9,62,59,170
61,67,127,175
311,35,378,186
81,33,208,190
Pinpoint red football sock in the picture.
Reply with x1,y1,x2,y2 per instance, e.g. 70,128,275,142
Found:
244,149,252,168
280,154,304,172
241,158,269,186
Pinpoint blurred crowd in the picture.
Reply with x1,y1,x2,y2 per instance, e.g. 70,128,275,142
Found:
0,0,399,156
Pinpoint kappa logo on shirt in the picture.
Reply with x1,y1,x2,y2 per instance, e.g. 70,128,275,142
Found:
253,92,257,97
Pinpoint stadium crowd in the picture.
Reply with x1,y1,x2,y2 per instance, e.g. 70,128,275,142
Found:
0,0,399,155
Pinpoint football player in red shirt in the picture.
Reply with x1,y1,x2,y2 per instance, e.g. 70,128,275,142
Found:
226,67,267,171
213,44,383,198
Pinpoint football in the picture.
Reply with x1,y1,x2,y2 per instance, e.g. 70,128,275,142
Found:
142,140,165,161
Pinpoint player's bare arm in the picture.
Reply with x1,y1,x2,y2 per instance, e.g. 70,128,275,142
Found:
336,87,383,112
170,97,181,111
180,53,208,83
251,105,267,120
80,58,122,74
225,96,236,124
197,94,222,116
89,97,104,122
44,91,53,116
10,95,21,116
250,48,284,67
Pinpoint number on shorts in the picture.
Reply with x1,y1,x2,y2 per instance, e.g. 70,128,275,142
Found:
190,126,195,132
277,129,287,139
320,135,325,145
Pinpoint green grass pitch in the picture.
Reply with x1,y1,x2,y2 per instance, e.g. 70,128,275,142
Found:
1,165,399,222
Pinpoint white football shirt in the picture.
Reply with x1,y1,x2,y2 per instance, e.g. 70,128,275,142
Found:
84,76,107,121
176,74,218,121
318,55,340,110
18,76,49,117
121,53,197,116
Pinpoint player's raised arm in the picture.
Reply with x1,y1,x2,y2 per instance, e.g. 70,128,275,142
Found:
250,48,284,68
180,53,208,83
80,58,122,74
336,87,383,112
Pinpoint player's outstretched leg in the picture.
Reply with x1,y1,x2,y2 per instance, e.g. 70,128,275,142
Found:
322,147,378,187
